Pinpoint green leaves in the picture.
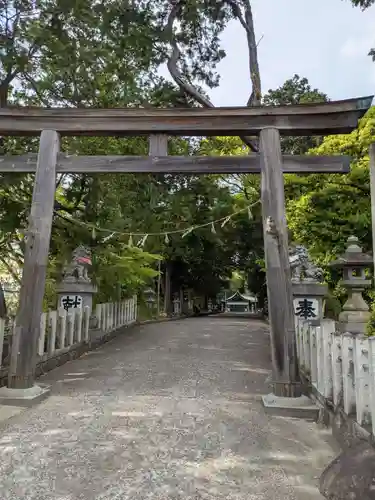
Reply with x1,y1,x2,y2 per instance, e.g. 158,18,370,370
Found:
93,246,161,303
286,108,375,278
1,0,234,109
4,0,372,313
349,0,375,8
263,75,328,154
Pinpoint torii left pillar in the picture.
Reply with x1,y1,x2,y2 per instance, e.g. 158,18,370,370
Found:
0,130,58,406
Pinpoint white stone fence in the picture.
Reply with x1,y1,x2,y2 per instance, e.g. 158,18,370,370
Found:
295,317,375,438
0,296,137,369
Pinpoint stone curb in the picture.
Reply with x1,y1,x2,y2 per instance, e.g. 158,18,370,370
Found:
136,312,217,325
136,314,193,325
207,314,264,320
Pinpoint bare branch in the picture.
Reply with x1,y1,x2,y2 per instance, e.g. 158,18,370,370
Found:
22,73,51,108
256,34,264,47
224,0,249,35
166,3,214,108
55,174,65,190
223,1,261,107
164,0,258,152
243,0,261,106
5,243,24,268
220,176,250,199
0,256,21,284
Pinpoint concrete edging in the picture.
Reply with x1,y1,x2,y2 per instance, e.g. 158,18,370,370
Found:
311,386,374,449
300,369,374,450
135,314,193,326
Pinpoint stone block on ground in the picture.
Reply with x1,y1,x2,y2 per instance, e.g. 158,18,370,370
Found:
262,393,319,420
0,405,25,423
0,384,51,407
320,440,375,499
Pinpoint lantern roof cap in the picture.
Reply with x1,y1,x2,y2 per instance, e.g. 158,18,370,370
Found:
330,236,373,268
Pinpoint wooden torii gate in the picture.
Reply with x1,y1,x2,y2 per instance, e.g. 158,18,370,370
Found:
0,96,372,401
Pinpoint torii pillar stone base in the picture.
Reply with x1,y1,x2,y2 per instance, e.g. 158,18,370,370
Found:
0,384,51,407
261,393,319,421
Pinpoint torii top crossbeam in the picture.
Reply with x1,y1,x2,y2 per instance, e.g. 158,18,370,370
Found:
0,96,373,137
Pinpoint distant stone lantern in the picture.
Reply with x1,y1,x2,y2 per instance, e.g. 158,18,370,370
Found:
144,288,156,309
330,236,373,334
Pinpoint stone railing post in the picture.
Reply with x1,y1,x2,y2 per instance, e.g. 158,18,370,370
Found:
319,232,375,500
369,336,375,437
330,235,373,421
172,297,181,316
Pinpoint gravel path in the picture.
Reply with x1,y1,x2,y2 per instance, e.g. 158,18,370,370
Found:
0,317,336,499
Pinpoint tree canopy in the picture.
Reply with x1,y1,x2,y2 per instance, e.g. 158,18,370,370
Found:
0,0,373,318
349,0,374,8
287,107,375,260
0,0,268,313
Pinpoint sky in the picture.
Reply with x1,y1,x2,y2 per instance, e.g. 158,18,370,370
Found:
161,0,375,106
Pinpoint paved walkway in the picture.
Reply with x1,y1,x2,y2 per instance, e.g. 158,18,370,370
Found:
0,317,336,499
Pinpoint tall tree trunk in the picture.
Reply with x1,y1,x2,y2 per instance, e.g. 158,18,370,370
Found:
0,81,9,155
243,0,261,106
0,282,7,318
165,0,262,152
164,261,172,315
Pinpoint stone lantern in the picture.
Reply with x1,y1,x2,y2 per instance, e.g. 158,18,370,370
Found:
172,295,181,315
144,287,156,309
330,236,373,334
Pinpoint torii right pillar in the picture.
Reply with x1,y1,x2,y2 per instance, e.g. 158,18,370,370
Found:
259,127,317,417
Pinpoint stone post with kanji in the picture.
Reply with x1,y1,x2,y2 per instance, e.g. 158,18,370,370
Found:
56,246,97,314
289,244,328,323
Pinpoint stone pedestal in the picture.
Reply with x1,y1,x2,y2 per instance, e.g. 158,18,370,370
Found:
292,281,328,322
57,281,97,313
338,307,371,335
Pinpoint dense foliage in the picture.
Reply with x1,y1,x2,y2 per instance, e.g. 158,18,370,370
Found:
349,0,374,9
0,1,374,316
0,0,262,311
